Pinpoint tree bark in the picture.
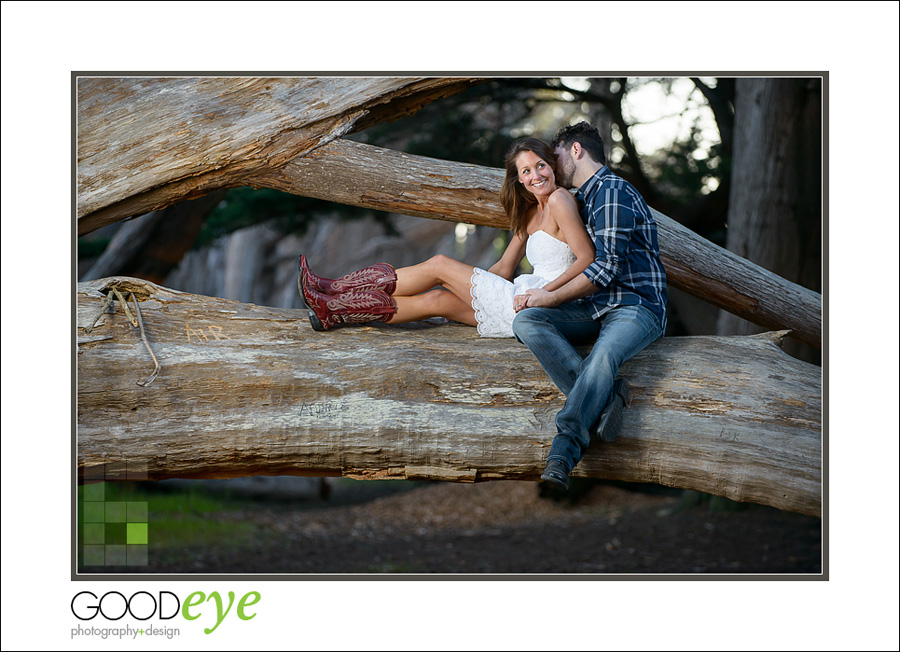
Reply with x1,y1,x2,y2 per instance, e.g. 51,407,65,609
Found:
718,78,822,360
77,278,822,517
251,138,822,348
76,76,485,234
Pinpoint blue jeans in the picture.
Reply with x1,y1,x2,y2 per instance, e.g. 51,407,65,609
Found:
512,302,663,473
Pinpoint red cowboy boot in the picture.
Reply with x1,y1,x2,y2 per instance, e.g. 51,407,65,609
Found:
301,284,397,331
298,255,397,296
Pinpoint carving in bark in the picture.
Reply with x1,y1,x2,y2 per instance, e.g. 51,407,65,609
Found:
77,278,821,517
76,76,485,234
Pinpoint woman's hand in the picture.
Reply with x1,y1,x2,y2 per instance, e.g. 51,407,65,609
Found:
514,288,553,311
516,272,599,312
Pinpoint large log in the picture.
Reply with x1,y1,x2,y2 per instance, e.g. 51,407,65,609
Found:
251,138,822,349
76,76,484,234
76,278,822,517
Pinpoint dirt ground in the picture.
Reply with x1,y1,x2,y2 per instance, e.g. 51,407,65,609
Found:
142,479,823,576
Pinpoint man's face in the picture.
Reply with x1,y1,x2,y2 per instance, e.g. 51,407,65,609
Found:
554,144,577,189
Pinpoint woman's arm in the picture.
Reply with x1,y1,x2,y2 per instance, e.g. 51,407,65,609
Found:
486,229,528,281
540,189,596,292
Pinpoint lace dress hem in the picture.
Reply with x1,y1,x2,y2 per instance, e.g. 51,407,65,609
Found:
468,231,577,338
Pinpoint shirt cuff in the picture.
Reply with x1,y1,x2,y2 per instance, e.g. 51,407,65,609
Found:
584,262,615,288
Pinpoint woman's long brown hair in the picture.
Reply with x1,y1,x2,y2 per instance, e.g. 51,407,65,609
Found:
499,138,558,237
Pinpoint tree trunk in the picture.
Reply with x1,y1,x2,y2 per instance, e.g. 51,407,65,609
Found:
718,78,822,360
76,76,485,234
77,277,822,517
252,138,822,348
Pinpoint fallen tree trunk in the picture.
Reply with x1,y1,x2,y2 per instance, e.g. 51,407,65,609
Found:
76,76,484,234
77,278,822,517
252,138,822,349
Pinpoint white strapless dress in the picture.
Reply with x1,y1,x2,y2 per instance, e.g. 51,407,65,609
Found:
470,230,577,338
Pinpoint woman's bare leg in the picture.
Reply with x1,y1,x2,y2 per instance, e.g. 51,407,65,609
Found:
394,255,477,303
388,289,477,326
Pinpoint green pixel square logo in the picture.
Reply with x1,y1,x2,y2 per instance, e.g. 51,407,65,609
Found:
79,464,150,568
83,523,105,545
127,523,148,545
83,502,105,523
83,483,105,502
83,545,105,566
105,502,127,523
105,523,127,545
106,545,127,566
127,545,148,565
127,501,148,522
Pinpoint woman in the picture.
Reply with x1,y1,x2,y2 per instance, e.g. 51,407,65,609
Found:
298,138,595,337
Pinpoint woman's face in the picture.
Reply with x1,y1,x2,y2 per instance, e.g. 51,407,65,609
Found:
515,150,556,198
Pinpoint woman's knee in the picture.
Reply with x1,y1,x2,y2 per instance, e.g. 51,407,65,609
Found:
425,254,454,272
424,289,474,323
415,288,454,313
426,254,474,292
421,288,448,308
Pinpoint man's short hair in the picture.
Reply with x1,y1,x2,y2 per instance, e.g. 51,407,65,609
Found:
551,121,606,165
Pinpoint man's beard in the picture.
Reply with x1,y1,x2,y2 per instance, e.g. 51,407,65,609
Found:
557,158,576,189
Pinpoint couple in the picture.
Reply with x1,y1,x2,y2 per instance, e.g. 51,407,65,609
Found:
298,122,668,490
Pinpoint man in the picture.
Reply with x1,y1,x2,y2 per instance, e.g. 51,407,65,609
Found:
513,122,668,490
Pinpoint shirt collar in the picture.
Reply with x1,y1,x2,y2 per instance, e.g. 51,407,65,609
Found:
574,165,611,202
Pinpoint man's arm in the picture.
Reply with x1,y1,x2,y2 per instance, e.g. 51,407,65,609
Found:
583,198,636,289
515,274,597,311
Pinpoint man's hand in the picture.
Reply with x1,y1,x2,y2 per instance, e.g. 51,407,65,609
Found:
515,274,600,312
514,288,556,312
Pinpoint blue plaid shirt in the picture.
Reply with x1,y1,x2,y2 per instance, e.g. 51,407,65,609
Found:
576,166,668,330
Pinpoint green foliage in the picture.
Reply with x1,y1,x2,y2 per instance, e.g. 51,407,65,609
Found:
646,131,730,202
77,237,111,260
